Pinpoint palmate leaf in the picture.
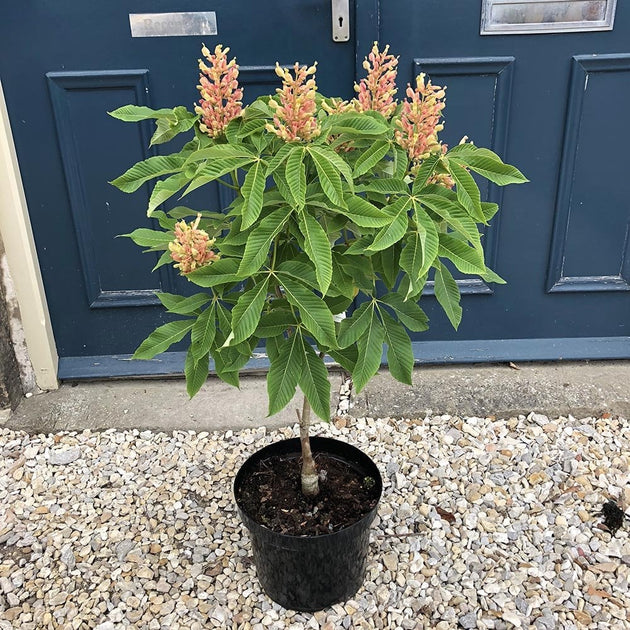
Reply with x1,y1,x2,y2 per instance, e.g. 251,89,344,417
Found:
412,152,441,194
157,292,211,315
266,143,293,176
108,105,177,122
380,310,414,386
328,112,389,136
355,178,409,195
434,262,462,330
438,233,486,275
452,150,528,186
110,155,186,193
379,293,429,332
353,140,390,178
419,194,480,248
186,258,241,288
285,147,306,209
184,144,257,165
121,228,172,248
267,332,304,416
278,276,337,348
327,345,358,372
191,303,217,359
182,156,256,197
341,195,393,227
238,209,290,277
241,159,266,229
414,206,440,276
447,159,485,223
133,320,194,360
352,309,384,394
229,277,269,345
185,348,210,398
150,111,197,146
298,212,332,294
399,232,424,298
147,172,191,216
255,309,297,337
338,301,373,348
276,260,319,289
367,197,411,252
307,147,346,208
298,338,331,422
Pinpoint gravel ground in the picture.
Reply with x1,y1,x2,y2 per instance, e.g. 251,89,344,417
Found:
0,413,629,630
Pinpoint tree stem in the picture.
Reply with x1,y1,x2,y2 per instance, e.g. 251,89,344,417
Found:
298,395,319,496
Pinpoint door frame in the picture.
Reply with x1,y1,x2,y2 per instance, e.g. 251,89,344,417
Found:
0,80,58,391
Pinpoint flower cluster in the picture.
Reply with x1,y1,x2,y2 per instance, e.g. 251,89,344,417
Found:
395,73,446,172
354,42,399,119
267,63,321,142
195,44,243,138
169,214,219,275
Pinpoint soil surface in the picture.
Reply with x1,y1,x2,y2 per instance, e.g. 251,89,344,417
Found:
237,453,380,536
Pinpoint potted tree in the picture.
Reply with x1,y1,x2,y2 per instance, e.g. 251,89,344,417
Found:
110,42,526,611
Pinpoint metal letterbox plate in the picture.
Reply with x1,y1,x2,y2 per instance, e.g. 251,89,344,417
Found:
129,12,218,38
481,0,617,34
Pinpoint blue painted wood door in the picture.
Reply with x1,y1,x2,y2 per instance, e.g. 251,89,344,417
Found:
373,0,630,363
1,1,629,378
0,2,360,377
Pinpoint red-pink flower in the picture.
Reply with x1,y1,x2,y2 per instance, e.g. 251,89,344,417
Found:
266,63,321,142
354,42,399,119
195,44,243,138
395,73,446,171
169,214,219,275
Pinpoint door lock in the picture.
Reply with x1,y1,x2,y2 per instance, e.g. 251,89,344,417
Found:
332,0,350,42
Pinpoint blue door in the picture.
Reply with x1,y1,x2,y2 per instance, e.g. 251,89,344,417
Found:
1,1,628,378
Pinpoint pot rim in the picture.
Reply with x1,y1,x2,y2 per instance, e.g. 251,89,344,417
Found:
233,436,383,541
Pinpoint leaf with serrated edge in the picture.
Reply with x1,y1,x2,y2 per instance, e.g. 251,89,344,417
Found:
286,147,306,209
229,278,269,345
342,195,392,227
267,333,304,416
299,212,332,294
380,293,429,332
352,310,384,394
438,233,486,275
185,348,209,398
298,338,331,421
338,301,373,348
191,304,216,359
241,159,266,229
111,155,186,193
380,309,413,385
367,197,410,252
133,320,193,360
307,148,346,208
238,210,289,277
448,159,485,223
157,293,210,315
434,262,462,330
353,140,390,178
187,258,240,288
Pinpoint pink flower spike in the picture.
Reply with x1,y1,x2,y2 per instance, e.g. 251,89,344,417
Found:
195,44,243,138
169,214,220,275
266,62,321,143
354,42,399,119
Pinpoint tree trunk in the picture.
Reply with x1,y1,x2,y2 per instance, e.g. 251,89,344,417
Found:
298,395,319,496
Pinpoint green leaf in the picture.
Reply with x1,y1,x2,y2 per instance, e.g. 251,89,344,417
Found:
448,159,485,223
279,277,337,348
356,178,409,195
157,292,211,315
329,113,389,136
184,144,257,164
241,159,267,229
399,232,424,298
378,244,400,290
453,152,528,186
381,310,414,386
150,113,197,146
256,309,297,337
412,153,441,194
482,202,499,222
133,320,194,360
328,345,358,372
108,105,178,122
238,209,289,277
341,195,393,227
266,143,294,176
267,333,304,416
367,197,411,252
184,348,209,398
338,301,373,349
276,260,319,289
186,258,241,287
191,303,217,359
434,262,462,330
414,206,440,276
298,339,331,421
393,144,408,179
298,212,332,294
438,233,486,275
307,147,345,208
353,140,391,178
419,194,481,248
229,278,269,345
285,147,306,209
121,228,172,248
183,157,256,196
352,311,384,394
480,266,507,284
380,293,429,332
147,172,191,216
309,145,353,188
111,155,186,194
152,250,173,271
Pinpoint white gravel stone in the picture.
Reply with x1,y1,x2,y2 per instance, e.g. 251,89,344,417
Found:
0,414,628,629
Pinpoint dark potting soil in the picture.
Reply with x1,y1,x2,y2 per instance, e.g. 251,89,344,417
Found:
237,452,380,536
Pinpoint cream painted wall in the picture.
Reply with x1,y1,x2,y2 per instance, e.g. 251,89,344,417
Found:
0,80,59,391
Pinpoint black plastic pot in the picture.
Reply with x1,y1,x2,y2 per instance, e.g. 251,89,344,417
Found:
234,436,382,612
